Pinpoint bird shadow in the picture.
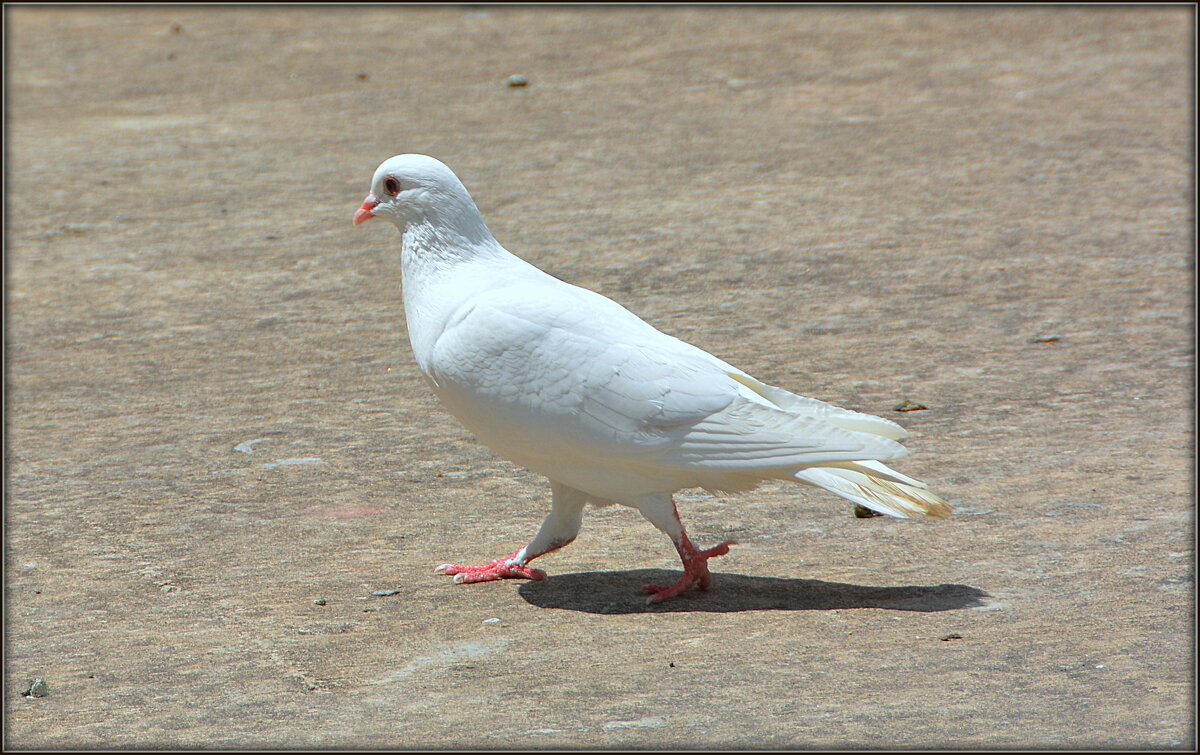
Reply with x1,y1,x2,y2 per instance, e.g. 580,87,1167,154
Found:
518,569,989,614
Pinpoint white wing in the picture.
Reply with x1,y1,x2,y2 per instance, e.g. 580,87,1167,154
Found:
424,270,907,483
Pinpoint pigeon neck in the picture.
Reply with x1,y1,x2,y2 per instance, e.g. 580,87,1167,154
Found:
400,215,506,266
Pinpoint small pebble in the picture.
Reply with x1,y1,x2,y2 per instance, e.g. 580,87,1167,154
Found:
893,399,928,412
853,504,884,518
371,589,401,597
506,74,528,88
482,617,502,625
940,633,964,641
356,73,369,81
313,599,327,606
25,678,49,697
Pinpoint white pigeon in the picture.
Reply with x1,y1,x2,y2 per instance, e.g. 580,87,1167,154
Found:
353,154,950,604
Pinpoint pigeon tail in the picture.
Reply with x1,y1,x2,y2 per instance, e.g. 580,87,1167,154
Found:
794,462,952,520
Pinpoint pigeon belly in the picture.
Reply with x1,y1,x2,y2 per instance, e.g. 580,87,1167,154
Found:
424,356,702,502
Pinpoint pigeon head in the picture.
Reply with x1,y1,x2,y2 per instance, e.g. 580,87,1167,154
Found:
353,154,493,244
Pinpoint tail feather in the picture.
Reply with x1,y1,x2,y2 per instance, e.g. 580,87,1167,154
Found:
819,459,928,488
795,464,952,520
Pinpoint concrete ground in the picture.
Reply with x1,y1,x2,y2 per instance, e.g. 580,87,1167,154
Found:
5,5,1193,749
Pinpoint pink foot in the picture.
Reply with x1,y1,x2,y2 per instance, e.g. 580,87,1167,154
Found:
435,549,547,584
644,539,736,604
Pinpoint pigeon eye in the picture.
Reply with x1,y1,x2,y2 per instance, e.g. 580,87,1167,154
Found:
384,177,401,196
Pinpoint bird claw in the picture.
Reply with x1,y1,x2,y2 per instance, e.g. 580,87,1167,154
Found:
644,576,700,605
643,538,736,604
434,552,546,583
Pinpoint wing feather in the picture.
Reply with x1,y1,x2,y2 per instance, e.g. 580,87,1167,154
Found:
426,276,907,479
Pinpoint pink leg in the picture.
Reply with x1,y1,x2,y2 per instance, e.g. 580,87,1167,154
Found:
637,495,736,604
435,483,586,585
435,542,567,584
643,532,736,604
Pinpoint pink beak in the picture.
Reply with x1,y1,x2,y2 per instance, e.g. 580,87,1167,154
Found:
353,194,379,226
